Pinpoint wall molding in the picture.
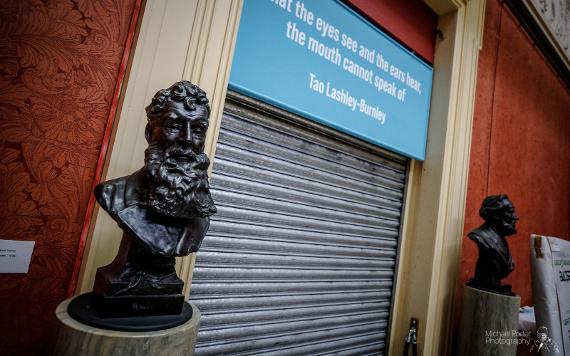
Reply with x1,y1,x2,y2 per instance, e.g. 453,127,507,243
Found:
178,0,243,297
505,0,570,87
388,0,486,354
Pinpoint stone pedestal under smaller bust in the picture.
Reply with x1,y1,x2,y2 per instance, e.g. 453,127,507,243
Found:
54,297,201,356
457,285,520,356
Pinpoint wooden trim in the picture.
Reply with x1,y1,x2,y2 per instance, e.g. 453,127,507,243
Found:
388,0,486,354
386,158,421,355
178,0,244,298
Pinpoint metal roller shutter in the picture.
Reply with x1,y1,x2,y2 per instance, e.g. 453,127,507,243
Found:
190,93,408,355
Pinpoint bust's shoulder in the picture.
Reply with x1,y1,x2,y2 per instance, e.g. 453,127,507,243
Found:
95,170,147,215
468,225,498,249
95,176,130,215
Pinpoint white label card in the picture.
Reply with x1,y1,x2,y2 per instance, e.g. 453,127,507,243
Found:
0,240,35,274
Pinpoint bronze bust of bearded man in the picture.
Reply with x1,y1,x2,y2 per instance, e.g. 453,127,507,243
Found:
467,194,519,295
69,81,217,331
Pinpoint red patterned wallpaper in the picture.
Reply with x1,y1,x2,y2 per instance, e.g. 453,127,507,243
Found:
0,0,137,354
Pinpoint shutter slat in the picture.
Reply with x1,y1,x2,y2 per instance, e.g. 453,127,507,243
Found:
221,113,405,177
193,282,392,298
215,144,404,200
196,324,387,356
206,225,399,251
217,130,405,189
212,160,403,209
212,174,401,218
198,303,389,328
192,291,391,311
212,207,400,239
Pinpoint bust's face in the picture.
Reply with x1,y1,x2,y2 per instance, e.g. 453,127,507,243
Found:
496,198,518,236
144,100,215,219
151,100,209,155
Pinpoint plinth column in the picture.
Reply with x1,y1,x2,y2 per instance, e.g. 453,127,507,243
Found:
457,285,520,356
54,298,201,356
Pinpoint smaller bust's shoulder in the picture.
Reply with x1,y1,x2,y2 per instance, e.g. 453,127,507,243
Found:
468,226,496,249
95,177,129,215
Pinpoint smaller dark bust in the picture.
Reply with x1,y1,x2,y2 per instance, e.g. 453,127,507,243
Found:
467,194,519,295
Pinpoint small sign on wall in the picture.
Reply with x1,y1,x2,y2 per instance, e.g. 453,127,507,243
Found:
229,0,433,160
0,240,35,274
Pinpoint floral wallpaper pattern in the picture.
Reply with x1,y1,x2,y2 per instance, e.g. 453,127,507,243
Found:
0,0,137,353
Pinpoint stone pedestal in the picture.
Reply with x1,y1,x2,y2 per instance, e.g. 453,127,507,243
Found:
54,297,201,356
457,284,520,356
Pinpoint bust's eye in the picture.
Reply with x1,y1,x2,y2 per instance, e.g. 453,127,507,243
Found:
193,125,206,135
167,123,182,130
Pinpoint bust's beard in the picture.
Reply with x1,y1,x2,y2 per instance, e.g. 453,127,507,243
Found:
144,141,217,219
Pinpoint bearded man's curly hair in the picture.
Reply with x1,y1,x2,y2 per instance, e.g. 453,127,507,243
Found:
145,80,210,119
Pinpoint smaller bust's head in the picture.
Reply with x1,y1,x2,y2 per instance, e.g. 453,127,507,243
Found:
479,194,518,236
143,81,216,219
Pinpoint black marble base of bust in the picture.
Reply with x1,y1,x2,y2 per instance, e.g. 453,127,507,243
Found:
466,279,515,296
68,292,192,331
96,292,185,317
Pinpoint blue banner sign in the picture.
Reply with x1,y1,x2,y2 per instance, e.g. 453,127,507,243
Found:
229,0,433,160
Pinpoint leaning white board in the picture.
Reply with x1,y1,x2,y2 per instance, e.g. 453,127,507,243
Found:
530,234,570,355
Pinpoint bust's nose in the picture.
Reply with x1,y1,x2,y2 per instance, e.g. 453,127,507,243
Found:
181,121,192,143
